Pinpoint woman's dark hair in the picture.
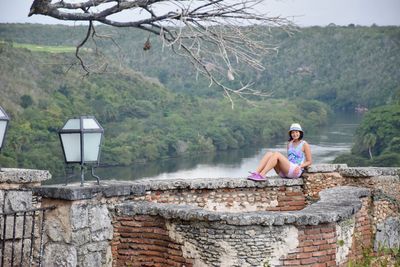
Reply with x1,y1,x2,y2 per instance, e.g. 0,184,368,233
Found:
288,131,304,141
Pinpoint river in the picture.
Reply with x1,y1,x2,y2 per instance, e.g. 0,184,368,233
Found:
94,112,362,181
50,113,362,184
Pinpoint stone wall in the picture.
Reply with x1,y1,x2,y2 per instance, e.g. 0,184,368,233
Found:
40,197,114,267
130,178,305,212
0,168,51,266
113,186,371,266
34,178,305,266
305,164,400,254
28,164,400,266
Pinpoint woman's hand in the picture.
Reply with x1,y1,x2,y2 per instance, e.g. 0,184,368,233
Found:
294,165,302,175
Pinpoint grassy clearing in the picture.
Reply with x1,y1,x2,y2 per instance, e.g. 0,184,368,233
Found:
1,40,77,53
13,42,76,53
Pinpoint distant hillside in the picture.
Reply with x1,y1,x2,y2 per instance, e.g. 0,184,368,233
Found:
1,24,399,110
0,43,328,176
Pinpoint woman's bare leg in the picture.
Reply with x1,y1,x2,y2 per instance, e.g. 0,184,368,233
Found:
259,152,291,177
255,152,274,173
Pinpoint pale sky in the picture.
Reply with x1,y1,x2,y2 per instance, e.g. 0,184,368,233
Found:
0,0,399,27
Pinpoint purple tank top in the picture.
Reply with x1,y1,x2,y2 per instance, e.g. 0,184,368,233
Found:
287,140,306,166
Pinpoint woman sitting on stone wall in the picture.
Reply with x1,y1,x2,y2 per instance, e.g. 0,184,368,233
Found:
248,123,312,181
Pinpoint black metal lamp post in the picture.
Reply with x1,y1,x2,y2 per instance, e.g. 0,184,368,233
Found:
58,116,104,186
0,106,10,158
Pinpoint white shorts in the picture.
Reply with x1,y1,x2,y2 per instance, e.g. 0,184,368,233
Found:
279,162,302,179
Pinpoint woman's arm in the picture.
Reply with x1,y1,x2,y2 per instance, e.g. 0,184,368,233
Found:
300,141,312,168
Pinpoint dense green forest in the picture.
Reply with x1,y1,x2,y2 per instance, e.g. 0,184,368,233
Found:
334,104,400,167
0,41,328,176
0,23,399,176
1,24,399,110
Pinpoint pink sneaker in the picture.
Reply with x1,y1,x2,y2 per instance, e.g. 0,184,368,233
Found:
247,172,267,181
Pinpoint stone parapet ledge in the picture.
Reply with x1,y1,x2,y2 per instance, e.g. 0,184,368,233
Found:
306,164,348,173
0,168,51,184
115,186,370,226
132,176,303,191
339,167,400,178
33,177,303,200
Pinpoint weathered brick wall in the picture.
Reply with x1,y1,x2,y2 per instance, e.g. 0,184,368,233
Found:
112,186,371,267
282,224,337,266
304,165,400,204
112,215,193,267
303,171,345,201
348,198,373,261
132,186,305,212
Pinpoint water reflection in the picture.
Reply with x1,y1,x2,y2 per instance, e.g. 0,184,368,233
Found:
49,113,363,184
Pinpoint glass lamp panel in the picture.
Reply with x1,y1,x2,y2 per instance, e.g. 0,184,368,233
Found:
0,121,6,148
60,133,81,162
63,119,81,130
83,118,101,130
83,133,102,162
0,109,5,118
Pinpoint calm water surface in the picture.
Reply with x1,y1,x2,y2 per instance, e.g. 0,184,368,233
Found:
52,113,363,184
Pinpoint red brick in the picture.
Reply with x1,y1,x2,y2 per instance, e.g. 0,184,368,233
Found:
322,232,335,239
120,232,171,240
313,250,328,257
319,244,336,250
287,200,306,206
284,259,301,265
279,195,305,201
296,252,313,259
118,226,167,234
310,264,327,267
121,220,166,228
266,207,282,211
168,255,189,263
303,246,319,252
118,249,138,255
280,206,304,211
284,253,298,260
305,228,321,235
326,238,337,244
320,227,335,233
301,258,319,264
317,256,332,263
285,192,304,196
299,241,314,247
116,216,136,221
307,234,323,241
326,260,337,266
313,239,327,245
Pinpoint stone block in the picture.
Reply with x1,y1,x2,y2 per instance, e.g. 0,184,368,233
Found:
340,167,400,178
89,205,113,241
307,164,347,173
81,252,102,267
71,229,91,247
42,243,77,267
375,216,400,250
4,190,32,212
0,168,51,183
70,204,89,230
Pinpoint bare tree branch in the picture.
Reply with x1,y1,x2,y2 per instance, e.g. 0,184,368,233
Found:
28,0,296,102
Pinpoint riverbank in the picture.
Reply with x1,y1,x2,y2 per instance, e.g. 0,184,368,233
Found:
47,112,362,185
